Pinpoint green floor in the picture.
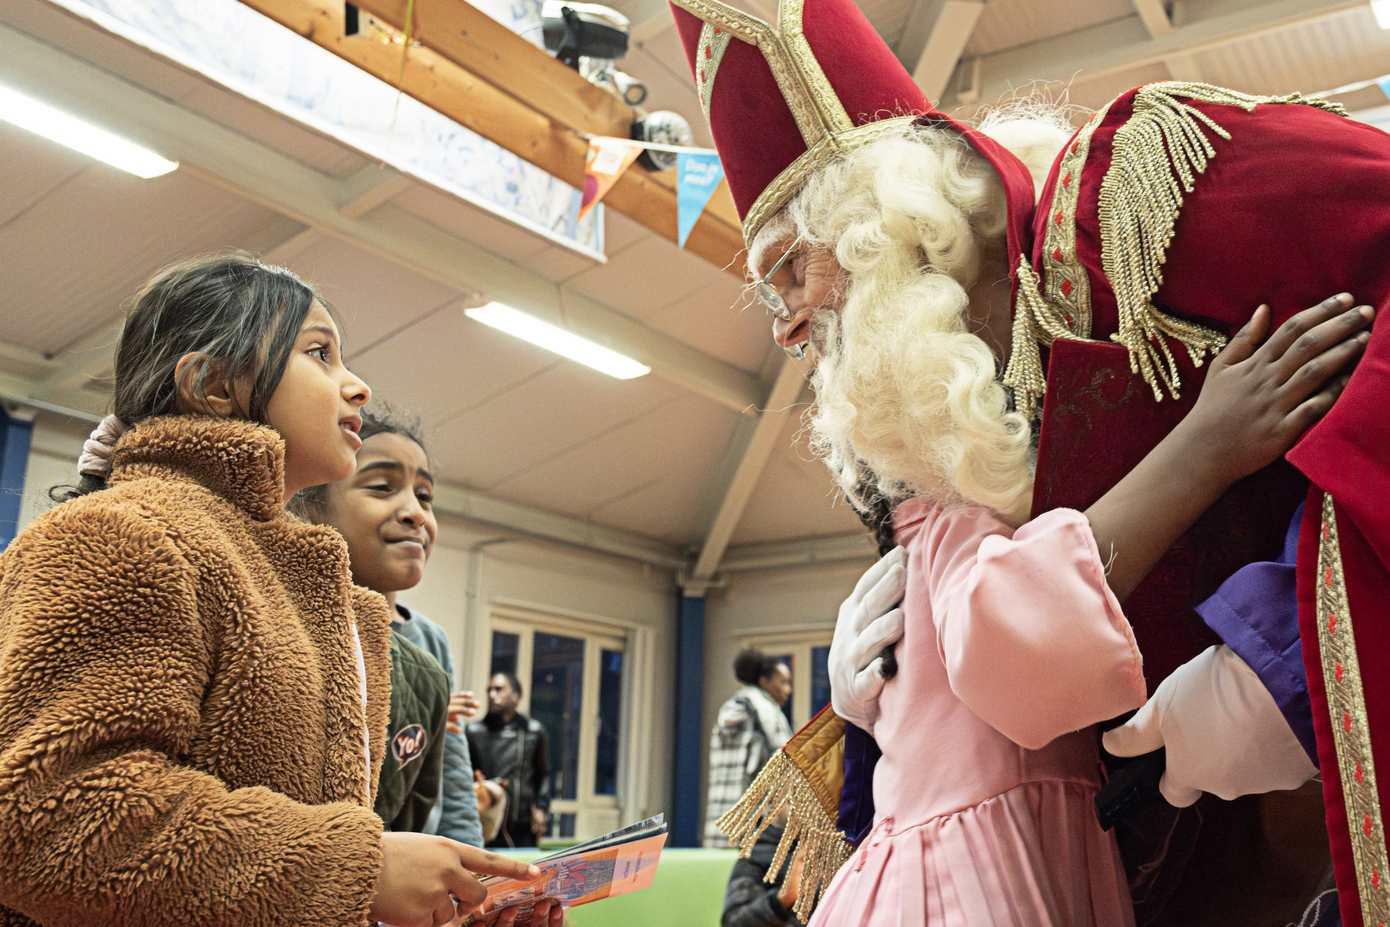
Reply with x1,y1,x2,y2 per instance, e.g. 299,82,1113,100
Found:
509,847,738,926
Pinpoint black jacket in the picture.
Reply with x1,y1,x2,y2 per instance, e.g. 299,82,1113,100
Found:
465,713,549,831
721,825,799,927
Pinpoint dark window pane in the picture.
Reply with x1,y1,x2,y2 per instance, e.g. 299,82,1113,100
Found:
531,632,584,802
811,645,831,715
490,631,519,678
771,653,794,728
595,648,623,796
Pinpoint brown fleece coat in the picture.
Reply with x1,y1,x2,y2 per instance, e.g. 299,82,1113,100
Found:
0,417,393,927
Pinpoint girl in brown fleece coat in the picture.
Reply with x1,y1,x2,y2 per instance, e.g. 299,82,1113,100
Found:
0,255,556,927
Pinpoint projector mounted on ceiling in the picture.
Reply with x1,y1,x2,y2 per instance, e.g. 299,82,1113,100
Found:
542,1,649,106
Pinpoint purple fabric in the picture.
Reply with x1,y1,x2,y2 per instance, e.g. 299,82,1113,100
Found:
1195,501,1317,763
837,723,880,847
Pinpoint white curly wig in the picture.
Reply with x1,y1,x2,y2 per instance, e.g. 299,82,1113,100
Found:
749,107,1072,523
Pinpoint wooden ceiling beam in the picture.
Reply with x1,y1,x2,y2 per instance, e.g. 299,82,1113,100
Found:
896,0,984,102
237,0,747,277
346,0,742,232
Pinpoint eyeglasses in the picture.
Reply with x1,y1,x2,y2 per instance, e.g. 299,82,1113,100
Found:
754,238,800,323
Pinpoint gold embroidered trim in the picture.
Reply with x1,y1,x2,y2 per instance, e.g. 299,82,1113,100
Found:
742,116,919,245
1041,105,1111,340
1317,493,1390,927
780,0,854,137
669,0,767,44
1097,82,1346,402
717,713,853,922
695,24,733,119
1003,256,1085,419
671,0,827,155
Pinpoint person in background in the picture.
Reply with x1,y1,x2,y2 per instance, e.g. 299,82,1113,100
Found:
467,673,551,848
704,650,794,848
297,402,486,847
721,824,806,927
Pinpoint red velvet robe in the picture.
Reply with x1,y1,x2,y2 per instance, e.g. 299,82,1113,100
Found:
1027,84,1390,927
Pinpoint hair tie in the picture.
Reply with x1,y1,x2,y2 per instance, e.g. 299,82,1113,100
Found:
77,414,130,478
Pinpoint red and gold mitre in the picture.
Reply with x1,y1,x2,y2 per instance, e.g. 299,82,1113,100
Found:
667,0,1037,259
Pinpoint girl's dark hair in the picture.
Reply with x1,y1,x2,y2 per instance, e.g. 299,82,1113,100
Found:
358,402,428,454
293,400,429,521
57,252,320,499
733,648,781,686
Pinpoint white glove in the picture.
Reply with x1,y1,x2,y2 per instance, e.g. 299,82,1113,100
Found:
1102,644,1316,807
829,546,907,734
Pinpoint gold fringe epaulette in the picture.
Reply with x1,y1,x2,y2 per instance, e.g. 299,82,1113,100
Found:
717,708,852,922
1006,82,1346,416
1098,82,1346,401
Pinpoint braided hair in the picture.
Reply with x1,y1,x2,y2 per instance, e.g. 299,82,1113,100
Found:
852,474,899,679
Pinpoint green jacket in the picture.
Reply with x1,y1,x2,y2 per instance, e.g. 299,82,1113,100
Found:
374,630,449,832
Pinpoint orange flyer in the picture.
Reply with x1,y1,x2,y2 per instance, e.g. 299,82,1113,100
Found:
466,817,668,923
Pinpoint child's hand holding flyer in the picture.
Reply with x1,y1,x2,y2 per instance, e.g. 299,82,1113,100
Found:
464,815,669,925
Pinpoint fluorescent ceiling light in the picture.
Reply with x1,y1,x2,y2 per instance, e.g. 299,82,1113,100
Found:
1375,0,1390,29
0,83,178,179
465,303,651,380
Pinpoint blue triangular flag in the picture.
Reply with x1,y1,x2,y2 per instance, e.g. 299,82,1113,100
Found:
677,152,725,248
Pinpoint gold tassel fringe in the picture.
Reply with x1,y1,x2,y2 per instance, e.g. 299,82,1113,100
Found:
716,749,853,923
1004,257,1076,420
1097,82,1345,401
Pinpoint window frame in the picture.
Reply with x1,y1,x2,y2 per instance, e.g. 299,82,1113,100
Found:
479,600,654,840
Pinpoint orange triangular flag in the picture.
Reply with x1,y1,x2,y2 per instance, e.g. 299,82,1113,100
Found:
579,137,643,220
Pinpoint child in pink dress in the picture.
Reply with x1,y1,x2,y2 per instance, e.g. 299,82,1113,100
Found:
801,290,1374,926
812,502,1142,926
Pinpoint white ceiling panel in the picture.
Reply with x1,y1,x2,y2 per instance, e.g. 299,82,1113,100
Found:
489,394,736,520
282,236,463,355
0,123,90,229
567,232,735,321
347,304,559,425
646,283,769,375
967,0,1135,57
431,362,682,490
528,243,604,283
0,167,280,356
605,209,650,256
391,186,560,265
588,469,711,545
732,413,865,545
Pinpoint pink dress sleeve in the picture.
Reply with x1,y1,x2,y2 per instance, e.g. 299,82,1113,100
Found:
914,505,1147,750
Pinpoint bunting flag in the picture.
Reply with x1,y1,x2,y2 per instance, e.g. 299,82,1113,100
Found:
676,152,725,248
579,137,644,220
